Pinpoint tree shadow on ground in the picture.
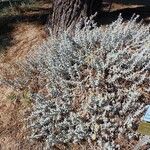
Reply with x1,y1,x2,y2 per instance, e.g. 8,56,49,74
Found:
0,8,52,53
97,5,150,25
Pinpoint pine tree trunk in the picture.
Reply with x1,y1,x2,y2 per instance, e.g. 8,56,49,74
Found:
51,0,102,35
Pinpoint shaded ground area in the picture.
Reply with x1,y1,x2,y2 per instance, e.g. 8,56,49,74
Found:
97,1,150,25
0,1,52,56
1,23,47,62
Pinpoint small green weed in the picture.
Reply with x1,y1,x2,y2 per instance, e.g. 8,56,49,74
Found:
21,89,32,106
7,92,17,101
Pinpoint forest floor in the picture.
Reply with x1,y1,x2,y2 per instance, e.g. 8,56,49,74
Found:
0,1,150,150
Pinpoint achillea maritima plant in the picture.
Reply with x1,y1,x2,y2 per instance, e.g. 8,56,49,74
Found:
1,15,150,149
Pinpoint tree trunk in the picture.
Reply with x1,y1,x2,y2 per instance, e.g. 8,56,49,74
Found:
51,0,102,35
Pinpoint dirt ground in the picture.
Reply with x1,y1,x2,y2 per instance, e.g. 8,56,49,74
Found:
0,2,48,149
0,23,47,150
1,23,46,63
0,2,150,150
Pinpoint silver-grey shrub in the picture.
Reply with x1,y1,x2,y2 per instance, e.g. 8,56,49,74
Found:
23,15,150,149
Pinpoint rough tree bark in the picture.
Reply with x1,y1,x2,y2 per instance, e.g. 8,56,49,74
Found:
51,0,102,35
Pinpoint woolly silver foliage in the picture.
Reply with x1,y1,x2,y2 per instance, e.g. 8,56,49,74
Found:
27,15,150,149
3,15,149,149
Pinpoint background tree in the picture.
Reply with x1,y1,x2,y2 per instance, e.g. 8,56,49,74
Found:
51,0,103,34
